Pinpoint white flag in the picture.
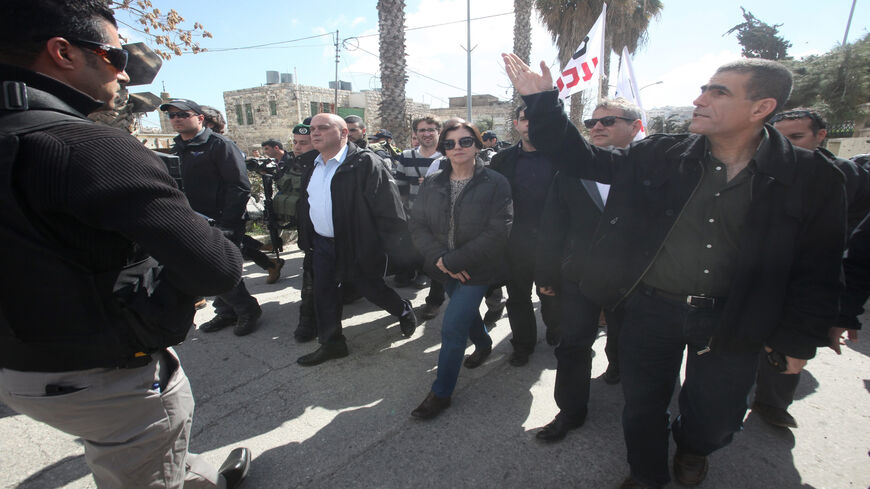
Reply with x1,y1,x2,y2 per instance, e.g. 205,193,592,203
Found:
614,46,647,140
555,3,606,100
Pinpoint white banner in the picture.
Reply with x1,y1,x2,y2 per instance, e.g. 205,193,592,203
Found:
614,46,647,140
555,3,606,100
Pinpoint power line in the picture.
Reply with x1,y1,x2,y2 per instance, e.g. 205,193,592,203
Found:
353,44,481,95
187,32,335,53
352,11,514,39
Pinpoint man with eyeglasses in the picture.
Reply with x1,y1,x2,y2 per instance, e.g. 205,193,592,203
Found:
747,108,870,429
506,53,846,489
490,105,561,367
533,98,643,443
395,116,443,290
0,1,250,487
161,98,264,337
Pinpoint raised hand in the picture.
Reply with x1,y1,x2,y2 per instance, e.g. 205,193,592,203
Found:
502,53,553,96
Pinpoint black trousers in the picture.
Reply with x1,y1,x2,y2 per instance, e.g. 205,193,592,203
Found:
753,352,800,410
213,231,260,318
505,260,560,354
240,234,274,271
553,279,623,420
311,234,406,345
295,252,317,337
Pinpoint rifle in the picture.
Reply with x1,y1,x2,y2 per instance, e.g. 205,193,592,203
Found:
245,157,283,257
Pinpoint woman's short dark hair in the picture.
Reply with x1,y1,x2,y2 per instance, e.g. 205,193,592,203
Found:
437,121,484,153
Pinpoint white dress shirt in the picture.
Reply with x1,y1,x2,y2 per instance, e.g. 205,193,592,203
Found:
307,144,349,237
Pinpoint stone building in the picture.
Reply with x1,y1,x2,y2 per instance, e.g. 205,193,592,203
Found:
220,73,430,154
428,94,516,144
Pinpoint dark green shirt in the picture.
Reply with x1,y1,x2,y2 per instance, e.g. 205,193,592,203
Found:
642,130,770,297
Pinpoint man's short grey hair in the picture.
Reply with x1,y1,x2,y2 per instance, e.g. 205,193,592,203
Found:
594,98,642,121
715,59,793,121
344,115,365,129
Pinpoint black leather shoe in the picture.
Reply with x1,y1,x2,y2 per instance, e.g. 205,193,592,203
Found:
411,392,451,419
483,305,504,327
535,413,585,442
218,447,251,489
509,350,530,367
297,343,349,366
233,307,262,336
463,345,492,368
416,303,441,320
751,401,797,428
673,448,708,487
603,364,621,384
399,303,418,337
199,315,236,333
413,273,431,289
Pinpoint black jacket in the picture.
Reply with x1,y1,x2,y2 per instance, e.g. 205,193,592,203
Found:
172,127,251,230
297,142,406,281
819,146,870,232
0,65,242,371
536,175,606,289
489,142,557,265
410,161,513,286
525,90,846,359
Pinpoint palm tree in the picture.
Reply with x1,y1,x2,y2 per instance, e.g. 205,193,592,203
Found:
535,0,662,125
377,0,409,148
512,0,533,106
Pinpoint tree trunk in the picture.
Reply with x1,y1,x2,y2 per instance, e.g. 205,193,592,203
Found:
377,0,409,148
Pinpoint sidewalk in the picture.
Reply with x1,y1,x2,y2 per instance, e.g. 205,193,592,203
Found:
2,249,869,488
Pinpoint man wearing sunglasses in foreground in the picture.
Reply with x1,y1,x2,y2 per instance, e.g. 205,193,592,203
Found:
504,53,846,489
534,98,642,443
0,1,250,487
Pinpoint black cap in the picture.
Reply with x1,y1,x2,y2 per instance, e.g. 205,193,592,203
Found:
371,129,393,140
481,130,497,141
292,123,310,135
159,98,203,114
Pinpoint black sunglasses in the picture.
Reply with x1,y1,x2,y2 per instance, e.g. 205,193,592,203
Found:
583,116,635,129
68,39,128,72
442,136,475,150
167,111,195,119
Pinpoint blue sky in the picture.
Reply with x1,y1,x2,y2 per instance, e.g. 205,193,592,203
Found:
118,0,868,129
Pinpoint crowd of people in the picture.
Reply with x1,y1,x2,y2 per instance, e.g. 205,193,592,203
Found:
2,2,869,489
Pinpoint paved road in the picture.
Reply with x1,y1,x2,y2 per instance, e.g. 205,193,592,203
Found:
2,248,869,488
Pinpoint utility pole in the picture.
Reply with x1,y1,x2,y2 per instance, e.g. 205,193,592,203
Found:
334,29,340,112
464,0,473,122
842,0,857,46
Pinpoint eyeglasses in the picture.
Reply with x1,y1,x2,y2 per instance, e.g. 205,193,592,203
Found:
68,39,128,72
442,136,475,150
416,128,439,133
167,111,194,119
583,116,635,129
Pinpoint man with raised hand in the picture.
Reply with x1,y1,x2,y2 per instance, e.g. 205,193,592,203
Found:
504,53,846,489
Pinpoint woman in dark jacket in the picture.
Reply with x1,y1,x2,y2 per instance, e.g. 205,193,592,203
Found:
408,121,513,419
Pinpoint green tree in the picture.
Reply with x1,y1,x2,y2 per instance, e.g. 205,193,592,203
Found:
785,33,870,124
724,7,791,61
109,0,211,60
534,0,662,125
377,0,410,148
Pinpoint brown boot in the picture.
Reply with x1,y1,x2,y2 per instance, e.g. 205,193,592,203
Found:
673,448,708,486
266,257,284,284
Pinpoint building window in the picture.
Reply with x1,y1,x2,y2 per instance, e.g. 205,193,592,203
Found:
310,101,335,116
269,100,278,116
244,103,254,125
235,104,243,125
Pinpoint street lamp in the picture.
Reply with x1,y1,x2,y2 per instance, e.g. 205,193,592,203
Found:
640,80,664,91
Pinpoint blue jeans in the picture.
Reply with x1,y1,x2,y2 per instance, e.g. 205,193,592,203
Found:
620,287,758,488
431,280,492,398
